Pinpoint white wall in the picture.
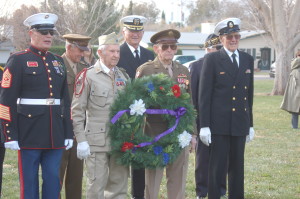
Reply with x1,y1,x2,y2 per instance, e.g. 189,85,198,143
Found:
0,51,10,64
181,49,205,60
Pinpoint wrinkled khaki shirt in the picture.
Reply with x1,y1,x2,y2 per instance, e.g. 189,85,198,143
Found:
72,60,129,152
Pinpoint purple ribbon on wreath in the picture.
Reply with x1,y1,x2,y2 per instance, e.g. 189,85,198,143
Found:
111,107,187,151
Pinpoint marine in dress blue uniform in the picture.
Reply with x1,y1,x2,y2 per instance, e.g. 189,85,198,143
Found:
198,18,255,199
0,13,73,199
190,34,227,199
0,65,5,197
118,15,154,199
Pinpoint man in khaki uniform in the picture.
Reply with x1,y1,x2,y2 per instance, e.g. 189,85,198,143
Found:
72,32,129,199
136,29,197,199
60,33,91,199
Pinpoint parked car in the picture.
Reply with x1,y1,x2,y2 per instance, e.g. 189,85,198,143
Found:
269,62,276,78
183,60,196,71
173,55,196,64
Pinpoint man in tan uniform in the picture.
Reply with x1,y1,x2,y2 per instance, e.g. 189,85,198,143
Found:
136,29,197,199
60,33,91,199
72,32,129,199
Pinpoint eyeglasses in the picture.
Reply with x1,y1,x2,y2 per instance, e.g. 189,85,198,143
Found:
36,29,55,36
225,34,241,40
160,44,177,51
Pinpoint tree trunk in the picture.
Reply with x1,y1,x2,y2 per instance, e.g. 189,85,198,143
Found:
272,48,293,95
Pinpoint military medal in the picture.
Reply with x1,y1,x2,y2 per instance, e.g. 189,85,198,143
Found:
52,60,59,67
116,78,126,86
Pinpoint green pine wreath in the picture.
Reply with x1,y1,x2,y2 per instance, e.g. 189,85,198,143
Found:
109,73,196,169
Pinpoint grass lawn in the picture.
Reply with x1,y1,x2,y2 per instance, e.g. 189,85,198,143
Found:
2,78,300,198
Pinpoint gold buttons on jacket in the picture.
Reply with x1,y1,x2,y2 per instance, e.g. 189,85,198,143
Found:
50,85,53,88
232,97,236,100
232,108,236,111
233,86,236,89
46,63,49,66
245,108,247,111
5,124,9,127
48,70,51,73
245,86,247,89
6,130,10,133
244,97,247,100
49,77,52,81
33,72,36,75
50,93,53,96
28,114,32,118
8,137,11,140
43,57,46,60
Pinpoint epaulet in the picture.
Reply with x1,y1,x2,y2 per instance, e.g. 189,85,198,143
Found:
117,66,130,80
136,61,152,78
13,50,28,56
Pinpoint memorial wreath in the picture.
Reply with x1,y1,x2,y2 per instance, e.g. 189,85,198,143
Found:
109,73,196,169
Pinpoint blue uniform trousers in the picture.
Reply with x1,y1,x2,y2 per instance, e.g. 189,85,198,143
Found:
18,149,63,199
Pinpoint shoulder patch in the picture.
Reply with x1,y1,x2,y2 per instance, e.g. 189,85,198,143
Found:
1,69,12,88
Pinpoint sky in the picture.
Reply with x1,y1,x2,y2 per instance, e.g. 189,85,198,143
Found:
1,0,194,23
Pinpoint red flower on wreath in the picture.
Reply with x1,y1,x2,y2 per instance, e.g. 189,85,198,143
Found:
171,84,181,98
121,142,134,152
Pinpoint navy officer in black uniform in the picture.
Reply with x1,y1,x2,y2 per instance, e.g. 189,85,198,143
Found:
117,15,154,199
118,15,154,79
198,18,255,199
190,34,227,199
0,13,73,199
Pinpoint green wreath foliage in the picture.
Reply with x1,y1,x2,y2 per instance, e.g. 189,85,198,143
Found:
109,73,196,169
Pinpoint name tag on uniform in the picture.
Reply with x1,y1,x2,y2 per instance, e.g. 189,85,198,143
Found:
220,72,225,75
27,61,38,67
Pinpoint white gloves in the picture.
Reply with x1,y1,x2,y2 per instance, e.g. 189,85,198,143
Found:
5,141,20,150
64,139,74,150
246,127,255,143
77,141,90,160
199,127,211,146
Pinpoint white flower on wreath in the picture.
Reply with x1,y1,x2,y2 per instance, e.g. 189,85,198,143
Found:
129,99,146,116
178,130,192,148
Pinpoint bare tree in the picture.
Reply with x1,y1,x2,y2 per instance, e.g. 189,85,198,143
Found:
246,0,300,95
40,0,122,44
10,5,39,51
0,1,15,42
187,0,222,25
123,0,160,24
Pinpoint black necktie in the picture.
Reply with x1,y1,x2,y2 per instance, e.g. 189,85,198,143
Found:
232,53,238,68
134,49,140,64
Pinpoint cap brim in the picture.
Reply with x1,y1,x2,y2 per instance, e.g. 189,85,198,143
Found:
75,44,89,51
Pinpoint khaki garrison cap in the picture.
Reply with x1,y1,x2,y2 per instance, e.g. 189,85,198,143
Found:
63,34,91,51
98,32,119,46
150,29,181,44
